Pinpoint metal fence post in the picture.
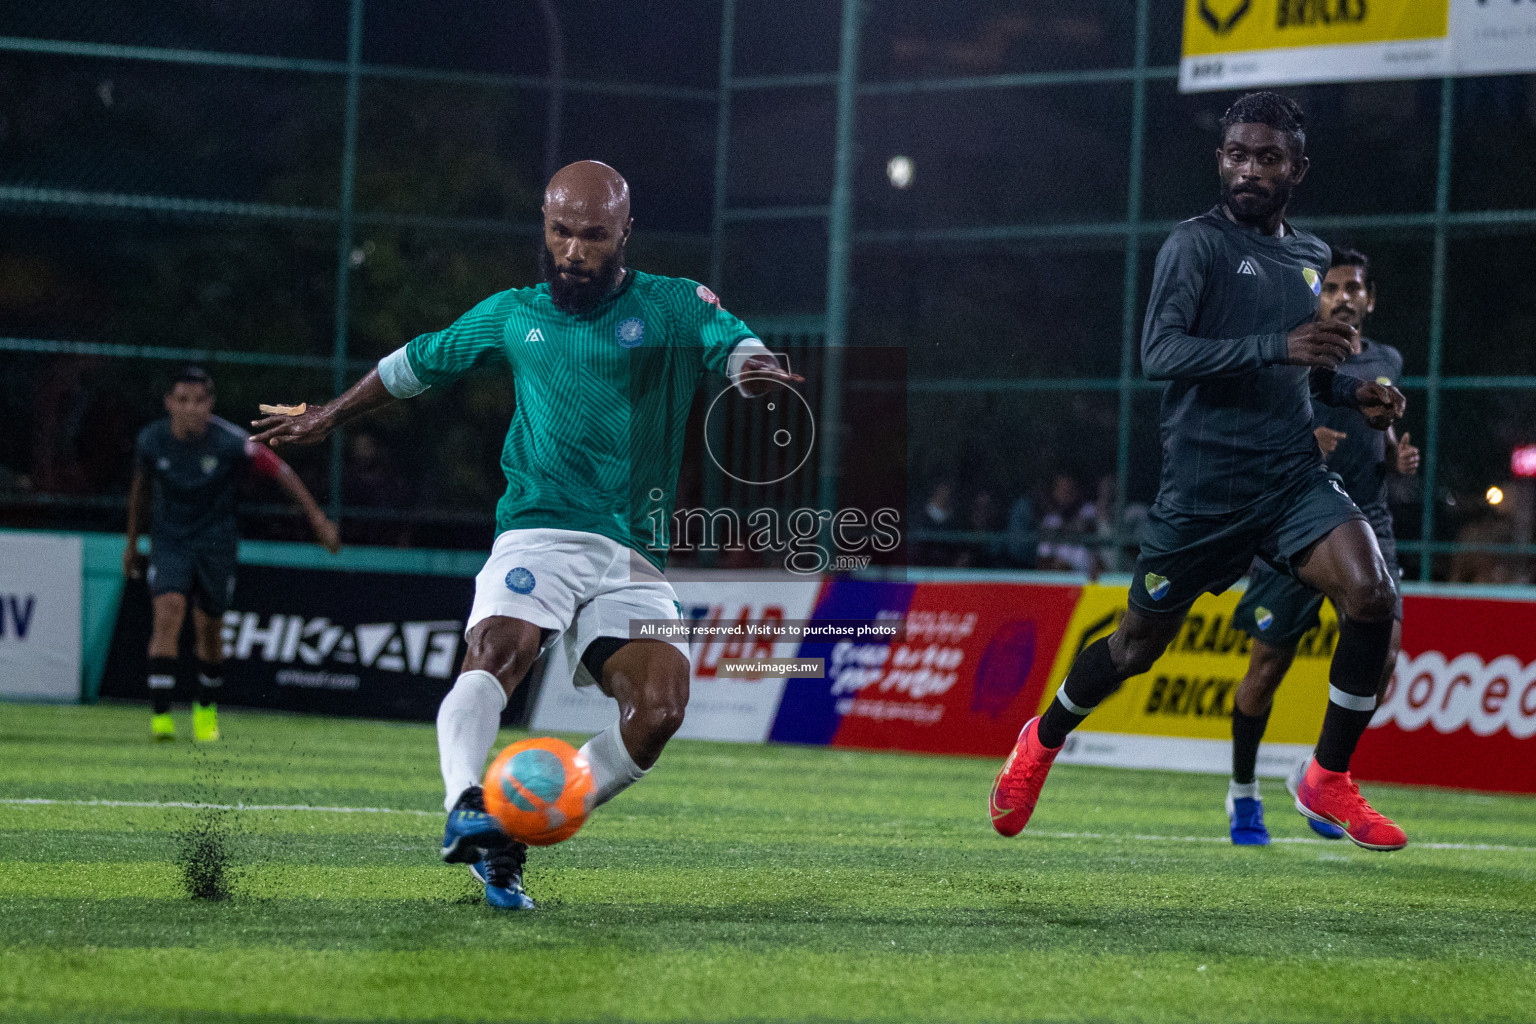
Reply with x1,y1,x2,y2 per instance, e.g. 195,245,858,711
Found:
1114,0,1151,570
819,0,862,516
709,0,737,293
1421,76,1455,580
329,0,364,522
697,0,739,564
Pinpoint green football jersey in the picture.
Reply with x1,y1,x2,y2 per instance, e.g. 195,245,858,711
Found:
401,270,756,568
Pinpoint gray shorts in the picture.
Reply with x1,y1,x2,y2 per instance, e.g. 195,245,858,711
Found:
147,542,237,616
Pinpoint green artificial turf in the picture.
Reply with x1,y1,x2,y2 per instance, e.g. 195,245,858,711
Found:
1,701,1533,1023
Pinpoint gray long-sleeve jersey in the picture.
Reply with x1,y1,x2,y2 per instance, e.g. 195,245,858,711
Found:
1142,207,1367,515
1315,338,1403,520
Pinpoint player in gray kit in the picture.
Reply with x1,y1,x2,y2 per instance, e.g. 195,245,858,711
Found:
125,367,339,742
990,93,1414,852
1226,247,1421,844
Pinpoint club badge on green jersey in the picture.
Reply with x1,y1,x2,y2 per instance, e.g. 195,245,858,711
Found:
1144,573,1171,600
1254,606,1274,631
1302,267,1322,296
617,317,646,348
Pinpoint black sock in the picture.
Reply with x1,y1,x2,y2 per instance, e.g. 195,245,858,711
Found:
1037,638,1124,749
1315,616,1393,772
1230,705,1271,785
196,659,223,704
148,655,177,715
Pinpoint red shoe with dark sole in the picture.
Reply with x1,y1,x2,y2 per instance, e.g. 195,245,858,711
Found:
989,716,1061,838
1294,758,1407,852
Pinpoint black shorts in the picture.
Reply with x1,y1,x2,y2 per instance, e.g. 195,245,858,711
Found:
147,542,237,616
1128,467,1364,618
1233,511,1403,645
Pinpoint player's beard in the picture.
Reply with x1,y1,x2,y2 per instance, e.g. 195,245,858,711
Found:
540,241,627,314
1219,176,1294,227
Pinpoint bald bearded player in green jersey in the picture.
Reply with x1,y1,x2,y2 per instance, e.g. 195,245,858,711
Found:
254,161,801,909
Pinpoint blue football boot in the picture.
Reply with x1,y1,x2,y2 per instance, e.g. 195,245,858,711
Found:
441,785,510,863
1226,786,1271,846
470,842,534,910
1287,758,1346,839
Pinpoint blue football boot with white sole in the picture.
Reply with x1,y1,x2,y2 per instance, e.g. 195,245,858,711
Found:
1287,758,1346,839
471,842,534,910
1226,786,1271,846
441,785,510,863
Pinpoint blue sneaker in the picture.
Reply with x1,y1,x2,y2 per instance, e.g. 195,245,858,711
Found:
470,842,534,910
441,785,510,863
1287,758,1346,839
1226,789,1271,846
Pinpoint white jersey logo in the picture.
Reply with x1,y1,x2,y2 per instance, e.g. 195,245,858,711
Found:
1236,259,1257,275
525,328,545,344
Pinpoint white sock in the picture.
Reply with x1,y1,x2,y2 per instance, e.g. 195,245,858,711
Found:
579,721,647,811
1229,779,1260,801
436,670,507,812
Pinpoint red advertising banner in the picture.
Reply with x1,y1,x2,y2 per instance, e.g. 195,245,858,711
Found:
768,578,1536,795
827,582,1081,757
1356,592,1536,794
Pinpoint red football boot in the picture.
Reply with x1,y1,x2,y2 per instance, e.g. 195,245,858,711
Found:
989,716,1061,837
1294,758,1407,851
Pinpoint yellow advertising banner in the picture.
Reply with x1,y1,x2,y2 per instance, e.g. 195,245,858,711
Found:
1180,0,1457,91
1183,0,1448,58
1040,584,1337,745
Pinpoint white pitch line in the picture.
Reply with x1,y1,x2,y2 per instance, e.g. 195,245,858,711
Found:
0,797,438,817
2,798,1531,853
1025,828,1534,853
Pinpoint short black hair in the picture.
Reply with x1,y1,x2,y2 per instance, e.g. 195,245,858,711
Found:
165,366,214,396
1219,91,1306,159
1329,245,1373,290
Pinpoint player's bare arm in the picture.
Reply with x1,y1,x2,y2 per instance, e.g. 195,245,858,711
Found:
735,353,805,397
250,368,396,449
266,454,341,553
1353,380,1406,430
1389,428,1421,475
123,466,149,579
1315,425,1347,455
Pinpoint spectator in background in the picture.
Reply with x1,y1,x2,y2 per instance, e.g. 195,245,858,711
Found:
1036,474,1095,574
921,480,955,530
1450,510,1533,584
342,431,415,547
954,488,1002,567
913,479,957,566
1005,492,1038,568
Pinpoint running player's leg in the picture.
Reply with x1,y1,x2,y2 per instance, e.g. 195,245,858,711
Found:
1228,637,1295,844
990,505,1256,836
1287,514,1405,849
989,605,1184,837
1227,566,1324,842
190,605,224,741
1371,525,1406,700
441,530,589,817
579,637,689,808
439,614,547,837
188,553,235,742
146,578,188,739
442,614,552,910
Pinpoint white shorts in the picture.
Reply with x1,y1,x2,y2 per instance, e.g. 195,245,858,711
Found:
467,528,689,687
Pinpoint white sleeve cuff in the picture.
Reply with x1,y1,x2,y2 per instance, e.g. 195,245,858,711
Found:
378,346,428,399
727,338,773,396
